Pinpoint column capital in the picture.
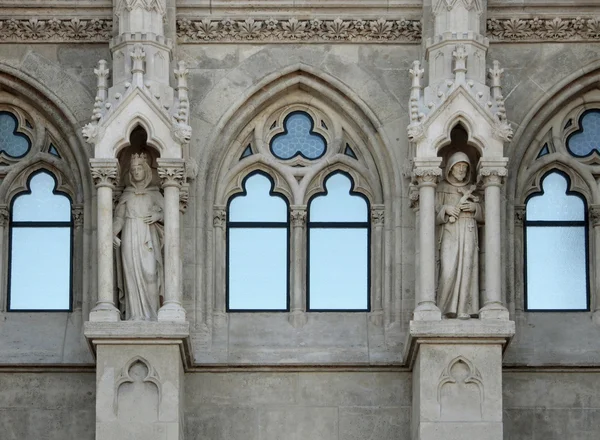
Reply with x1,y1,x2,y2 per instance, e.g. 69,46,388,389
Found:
290,205,307,228
72,204,84,228
213,205,227,229
90,158,120,188
514,205,525,227
0,205,8,227
371,204,385,226
413,166,442,187
157,159,186,188
590,205,600,227
479,166,507,187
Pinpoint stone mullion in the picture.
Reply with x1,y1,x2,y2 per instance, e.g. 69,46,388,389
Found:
589,205,600,324
212,206,227,317
369,204,385,325
0,206,8,312
289,206,307,327
71,204,84,310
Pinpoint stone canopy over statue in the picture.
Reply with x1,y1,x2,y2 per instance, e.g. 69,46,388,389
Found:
113,152,165,321
436,151,483,319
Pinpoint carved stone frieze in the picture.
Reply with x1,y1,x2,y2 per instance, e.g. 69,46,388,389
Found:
487,17,600,42
0,18,112,42
177,17,422,43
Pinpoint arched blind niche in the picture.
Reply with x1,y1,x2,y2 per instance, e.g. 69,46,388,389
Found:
8,170,72,310
524,170,589,311
227,172,290,311
307,172,370,311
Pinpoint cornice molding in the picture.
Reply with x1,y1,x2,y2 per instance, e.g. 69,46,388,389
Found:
176,17,422,43
487,16,600,42
0,17,112,42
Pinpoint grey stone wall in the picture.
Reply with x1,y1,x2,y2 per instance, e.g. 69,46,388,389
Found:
184,371,412,440
503,372,600,440
0,372,95,440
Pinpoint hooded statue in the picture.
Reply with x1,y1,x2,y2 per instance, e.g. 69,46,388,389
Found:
435,151,483,319
113,152,164,320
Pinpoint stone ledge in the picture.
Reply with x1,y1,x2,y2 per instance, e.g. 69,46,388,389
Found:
403,319,515,368
84,321,193,369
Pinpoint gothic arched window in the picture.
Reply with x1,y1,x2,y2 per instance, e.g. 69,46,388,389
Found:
227,172,290,311
8,170,73,310
307,172,370,311
524,171,589,311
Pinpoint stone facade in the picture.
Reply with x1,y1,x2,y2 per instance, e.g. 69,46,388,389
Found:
0,0,599,439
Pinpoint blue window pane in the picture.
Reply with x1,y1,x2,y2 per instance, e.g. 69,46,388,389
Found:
10,227,71,310
0,111,31,158
567,110,600,157
228,228,287,310
527,172,584,221
271,112,326,160
309,228,368,310
12,172,71,222
526,226,587,310
229,174,287,222
310,173,368,222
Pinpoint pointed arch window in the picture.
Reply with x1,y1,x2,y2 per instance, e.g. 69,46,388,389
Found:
8,170,72,311
524,171,589,311
307,172,370,311
227,172,290,311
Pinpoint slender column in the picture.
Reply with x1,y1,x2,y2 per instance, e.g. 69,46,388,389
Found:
289,206,307,328
89,159,120,322
479,164,509,320
413,162,442,321
72,205,84,310
158,159,187,322
590,205,600,326
213,205,227,319
0,206,8,312
369,205,385,325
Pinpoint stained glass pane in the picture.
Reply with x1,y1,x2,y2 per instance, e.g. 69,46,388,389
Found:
527,172,584,221
48,144,61,157
310,173,368,222
526,226,587,310
567,110,600,157
271,112,326,160
229,174,287,222
228,228,287,310
13,172,71,222
0,111,31,158
309,228,368,310
9,227,71,310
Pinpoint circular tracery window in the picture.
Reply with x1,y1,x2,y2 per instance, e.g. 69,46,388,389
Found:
270,111,326,160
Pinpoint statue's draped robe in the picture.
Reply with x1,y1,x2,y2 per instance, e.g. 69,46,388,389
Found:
435,181,483,317
114,186,164,320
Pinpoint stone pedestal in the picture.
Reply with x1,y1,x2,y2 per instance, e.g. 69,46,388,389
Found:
84,321,192,440
405,320,514,440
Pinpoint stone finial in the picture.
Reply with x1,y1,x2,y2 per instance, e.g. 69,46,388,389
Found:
453,44,468,83
409,60,424,89
488,60,504,89
131,44,146,86
94,60,110,101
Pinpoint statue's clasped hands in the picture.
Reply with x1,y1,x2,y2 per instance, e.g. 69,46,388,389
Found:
446,202,476,223
144,212,161,224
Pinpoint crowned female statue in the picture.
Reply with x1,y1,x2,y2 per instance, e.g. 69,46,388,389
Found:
113,153,164,321
436,151,483,319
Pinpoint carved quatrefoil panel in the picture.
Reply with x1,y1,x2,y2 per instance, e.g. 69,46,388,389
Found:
567,110,600,158
270,111,326,160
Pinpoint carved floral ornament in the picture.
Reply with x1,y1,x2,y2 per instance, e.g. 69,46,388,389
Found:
177,17,422,43
487,17,600,42
0,18,112,42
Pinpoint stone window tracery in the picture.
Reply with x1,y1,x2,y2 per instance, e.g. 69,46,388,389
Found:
215,94,383,319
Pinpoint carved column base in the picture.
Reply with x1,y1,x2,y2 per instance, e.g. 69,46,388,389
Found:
404,320,514,440
413,301,442,321
479,302,510,320
84,321,192,440
288,310,307,328
157,302,187,322
89,303,121,322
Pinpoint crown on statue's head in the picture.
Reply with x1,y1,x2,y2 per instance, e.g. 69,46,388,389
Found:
130,152,148,167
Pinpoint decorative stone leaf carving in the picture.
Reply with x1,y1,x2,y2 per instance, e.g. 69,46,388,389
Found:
0,18,112,42
487,16,600,41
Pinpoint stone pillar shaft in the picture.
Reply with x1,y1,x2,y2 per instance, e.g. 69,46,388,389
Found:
213,206,226,314
90,159,120,322
158,160,186,322
0,206,8,312
413,162,442,321
370,205,385,325
479,164,509,320
289,206,307,327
